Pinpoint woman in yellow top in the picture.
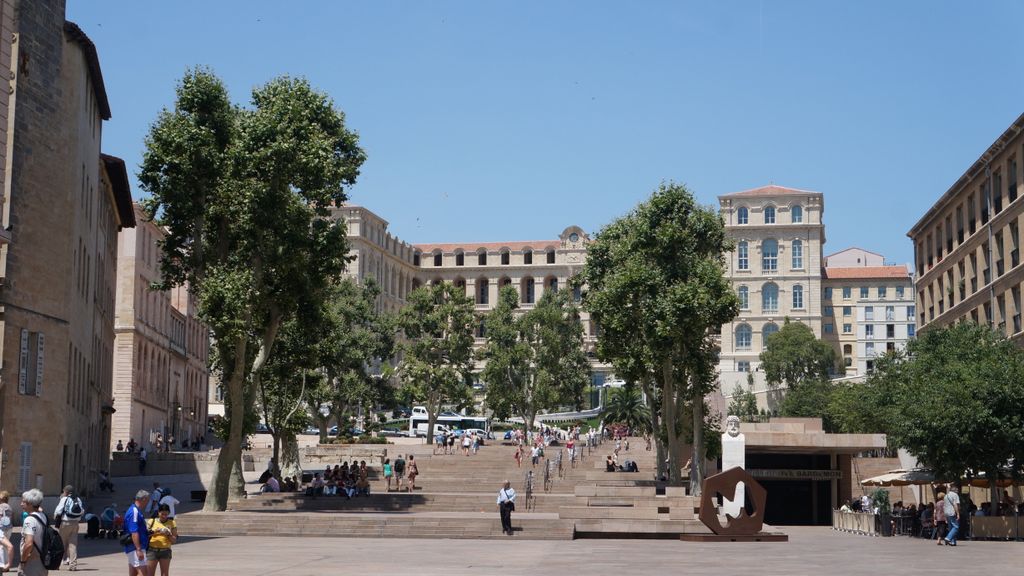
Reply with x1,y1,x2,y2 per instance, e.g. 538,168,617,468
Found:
147,503,177,576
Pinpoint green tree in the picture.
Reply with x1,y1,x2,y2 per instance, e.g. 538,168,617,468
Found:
777,378,839,431
603,385,651,434
759,319,839,389
480,287,591,433
857,323,1024,485
398,282,476,441
139,70,365,511
727,383,759,422
582,182,738,492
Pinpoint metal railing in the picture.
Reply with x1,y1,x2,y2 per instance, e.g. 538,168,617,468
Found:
832,510,880,536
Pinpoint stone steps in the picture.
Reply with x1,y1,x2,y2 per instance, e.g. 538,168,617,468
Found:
234,492,575,513
179,511,575,540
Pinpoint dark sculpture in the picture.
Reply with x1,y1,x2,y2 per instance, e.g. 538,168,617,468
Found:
698,466,766,535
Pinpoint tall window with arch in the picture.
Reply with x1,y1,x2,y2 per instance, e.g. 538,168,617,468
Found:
478,279,489,305
737,241,749,270
762,282,779,312
764,206,776,224
737,207,749,224
792,284,804,309
791,205,803,223
547,277,558,292
735,324,752,350
791,239,803,269
762,239,778,271
737,286,749,309
522,278,535,304
763,322,780,348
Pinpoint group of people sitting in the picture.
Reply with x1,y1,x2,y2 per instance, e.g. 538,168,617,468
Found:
307,461,372,498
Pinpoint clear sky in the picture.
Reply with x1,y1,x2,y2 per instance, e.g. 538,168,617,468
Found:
67,1,1024,265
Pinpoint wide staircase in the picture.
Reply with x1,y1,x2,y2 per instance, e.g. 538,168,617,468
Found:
179,437,716,540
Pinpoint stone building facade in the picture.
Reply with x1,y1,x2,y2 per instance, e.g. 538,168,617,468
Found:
111,204,209,453
0,0,135,495
717,185,826,400
820,253,914,377
909,112,1024,343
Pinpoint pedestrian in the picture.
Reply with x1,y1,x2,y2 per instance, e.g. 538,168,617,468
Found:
462,433,471,456
18,488,48,576
497,480,516,536
138,447,148,476
471,433,480,455
383,458,393,492
158,489,180,519
145,504,176,576
514,446,522,469
531,445,540,467
934,491,947,544
147,483,164,517
393,454,406,492
0,521,12,573
155,433,163,453
54,485,84,571
0,491,12,543
433,432,444,455
117,440,124,452
124,490,152,576
943,482,961,546
406,455,419,492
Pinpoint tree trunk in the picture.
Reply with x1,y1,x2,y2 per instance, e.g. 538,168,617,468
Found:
661,358,681,484
271,433,281,476
426,394,440,444
204,337,248,511
229,455,246,502
690,386,704,497
280,431,302,480
640,377,664,480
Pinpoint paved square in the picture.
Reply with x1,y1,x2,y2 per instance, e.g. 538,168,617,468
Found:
65,527,1019,575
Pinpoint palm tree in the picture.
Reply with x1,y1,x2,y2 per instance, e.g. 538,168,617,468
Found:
602,385,650,434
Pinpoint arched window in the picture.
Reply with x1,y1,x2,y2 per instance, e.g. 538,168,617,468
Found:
546,249,556,264
547,277,558,292
737,286,749,309
477,278,489,305
433,251,442,267
763,322,780,348
523,250,533,265
455,251,464,266
478,250,487,266
454,277,466,295
762,239,778,271
499,276,512,288
791,239,803,269
737,241,749,270
764,206,776,224
791,205,803,223
573,285,582,303
735,324,752,350
762,282,779,312
500,250,510,265
792,284,804,309
522,277,535,304
737,207,749,225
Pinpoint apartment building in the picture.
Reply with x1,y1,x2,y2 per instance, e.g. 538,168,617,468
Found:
111,204,210,453
908,112,1024,341
821,249,914,376
717,185,826,398
0,2,136,494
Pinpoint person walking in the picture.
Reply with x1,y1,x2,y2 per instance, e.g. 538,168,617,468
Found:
497,480,516,536
514,445,522,469
383,459,393,492
54,485,84,570
138,448,148,476
0,491,12,544
934,491,947,544
393,454,406,492
406,455,419,492
943,483,961,545
18,489,48,576
145,504,176,576
124,490,152,576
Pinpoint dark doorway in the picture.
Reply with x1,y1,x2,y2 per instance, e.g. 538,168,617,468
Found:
745,453,834,525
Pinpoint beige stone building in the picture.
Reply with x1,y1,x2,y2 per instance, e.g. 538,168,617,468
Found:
0,1,136,495
909,112,1024,342
111,204,210,453
821,250,914,377
717,185,826,402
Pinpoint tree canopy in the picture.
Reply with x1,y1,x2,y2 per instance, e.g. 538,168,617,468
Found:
759,318,839,389
139,69,365,510
603,385,651,434
479,286,590,430
581,182,738,491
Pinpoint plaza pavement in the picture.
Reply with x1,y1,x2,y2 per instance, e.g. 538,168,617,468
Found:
61,526,1019,575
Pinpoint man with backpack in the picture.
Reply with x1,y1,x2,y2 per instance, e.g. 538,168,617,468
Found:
19,487,63,575
53,485,83,570
393,454,406,492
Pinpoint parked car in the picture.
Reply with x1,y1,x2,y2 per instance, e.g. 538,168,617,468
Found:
301,426,320,435
255,423,270,434
379,428,404,437
328,425,339,436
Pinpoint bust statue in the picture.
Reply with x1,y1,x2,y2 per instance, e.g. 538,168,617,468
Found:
721,414,746,518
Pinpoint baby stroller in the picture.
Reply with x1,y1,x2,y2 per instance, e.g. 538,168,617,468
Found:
99,505,123,539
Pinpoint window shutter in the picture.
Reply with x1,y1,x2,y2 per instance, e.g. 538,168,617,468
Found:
18,443,31,492
34,333,44,396
18,329,28,394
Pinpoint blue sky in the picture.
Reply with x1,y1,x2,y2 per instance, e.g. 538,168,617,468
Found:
68,1,1024,264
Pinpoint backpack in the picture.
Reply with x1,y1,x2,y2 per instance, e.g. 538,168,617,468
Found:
30,512,65,570
64,497,84,520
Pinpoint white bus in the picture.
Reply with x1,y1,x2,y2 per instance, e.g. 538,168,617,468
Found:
408,406,490,438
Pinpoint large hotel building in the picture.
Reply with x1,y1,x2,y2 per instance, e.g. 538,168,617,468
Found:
909,112,1024,341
